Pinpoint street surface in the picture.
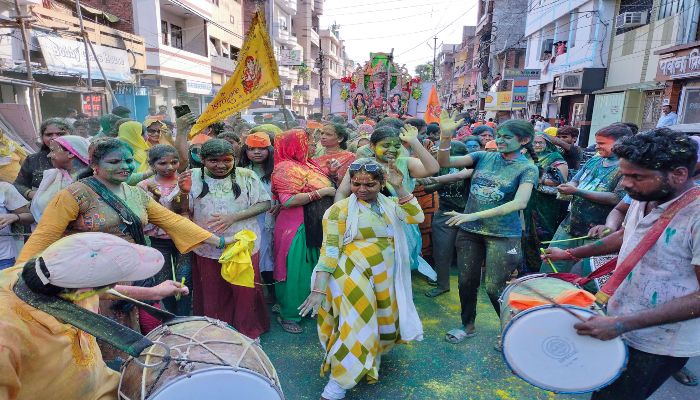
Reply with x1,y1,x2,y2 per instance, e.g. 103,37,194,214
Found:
261,273,699,400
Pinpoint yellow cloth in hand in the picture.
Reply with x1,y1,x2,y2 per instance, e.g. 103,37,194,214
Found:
219,230,257,288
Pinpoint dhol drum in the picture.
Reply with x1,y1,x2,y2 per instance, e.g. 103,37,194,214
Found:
499,275,628,394
119,317,284,400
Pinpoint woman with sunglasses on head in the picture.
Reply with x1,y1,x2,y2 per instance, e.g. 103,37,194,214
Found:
437,112,539,346
299,158,424,400
335,124,439,274
271,129,336,334
14,118,71,200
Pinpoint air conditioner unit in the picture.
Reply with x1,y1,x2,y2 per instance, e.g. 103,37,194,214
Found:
616,12,648,29
558,72,583,90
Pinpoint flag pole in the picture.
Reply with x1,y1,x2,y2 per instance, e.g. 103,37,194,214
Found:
277,86,291,129
260,5,290,129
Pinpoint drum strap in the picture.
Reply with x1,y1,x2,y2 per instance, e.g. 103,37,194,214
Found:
13,277,154,358
595,187,700,305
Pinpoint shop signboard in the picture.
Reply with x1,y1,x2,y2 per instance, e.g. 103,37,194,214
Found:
38,36,131,82
186,80,213,95
512,80,528,108
503,68,541,80
278,49,302,66
656,47,700,80
484,91,513,111
81,94,103,115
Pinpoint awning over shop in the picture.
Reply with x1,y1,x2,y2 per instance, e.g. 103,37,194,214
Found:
592,82,661,95
79,3,120,23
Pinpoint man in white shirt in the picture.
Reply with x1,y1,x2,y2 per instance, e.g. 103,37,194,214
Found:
542,128,700,399
656,104,678,127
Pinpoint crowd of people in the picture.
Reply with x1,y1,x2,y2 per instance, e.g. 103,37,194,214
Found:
0,104,699,400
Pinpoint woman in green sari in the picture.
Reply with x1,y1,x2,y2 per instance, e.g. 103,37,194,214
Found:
523,133,569,271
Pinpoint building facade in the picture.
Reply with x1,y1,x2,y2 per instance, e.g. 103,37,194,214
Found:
475,0,529,119
0,0,146,130
523,0,614,142
132,0,243,120
293,0,323,115
591,0,699,135
436,44,459,105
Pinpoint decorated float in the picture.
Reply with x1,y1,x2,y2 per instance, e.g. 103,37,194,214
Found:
329,52,435,119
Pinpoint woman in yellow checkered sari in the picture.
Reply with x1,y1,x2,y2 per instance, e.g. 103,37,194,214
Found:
299,158,425,400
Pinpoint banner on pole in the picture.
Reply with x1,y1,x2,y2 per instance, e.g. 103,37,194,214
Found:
191,12,280,137
424,85,441,124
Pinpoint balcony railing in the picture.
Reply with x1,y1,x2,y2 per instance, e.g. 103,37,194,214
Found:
210,54,235,74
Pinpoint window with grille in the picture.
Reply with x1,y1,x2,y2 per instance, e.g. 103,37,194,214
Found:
171,24,183,49
658,0,681,20
161,20,169,45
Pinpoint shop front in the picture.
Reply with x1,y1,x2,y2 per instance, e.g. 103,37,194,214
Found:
656,41,700,124
550,68,606,145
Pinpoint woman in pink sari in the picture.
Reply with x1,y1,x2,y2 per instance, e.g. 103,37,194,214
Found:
272,129,335,334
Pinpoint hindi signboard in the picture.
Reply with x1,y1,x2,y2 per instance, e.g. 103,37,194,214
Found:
38,36,131,82
656,47,700,80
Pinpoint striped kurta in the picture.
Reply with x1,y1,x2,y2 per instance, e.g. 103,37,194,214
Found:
315,196,423,389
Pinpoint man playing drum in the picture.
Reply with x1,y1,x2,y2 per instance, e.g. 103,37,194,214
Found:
543,128,700,399
0,232,184,400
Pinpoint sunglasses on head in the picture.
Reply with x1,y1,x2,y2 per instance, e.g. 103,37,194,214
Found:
349,161,381,172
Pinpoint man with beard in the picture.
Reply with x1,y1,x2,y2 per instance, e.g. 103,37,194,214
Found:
542,128,700,399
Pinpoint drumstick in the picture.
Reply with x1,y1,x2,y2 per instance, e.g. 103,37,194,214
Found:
518,281,587,323
540,248,558,273
106,289,177,321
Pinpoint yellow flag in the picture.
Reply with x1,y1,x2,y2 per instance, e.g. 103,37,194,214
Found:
190,12,280,137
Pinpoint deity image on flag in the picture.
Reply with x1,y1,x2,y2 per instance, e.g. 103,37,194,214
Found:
242,56,263,93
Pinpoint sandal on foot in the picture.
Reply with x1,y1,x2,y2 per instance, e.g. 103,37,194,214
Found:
271,304,281,314
425,287,449,297
426,278,438,286
673,367,698,386
445,328,476,344
277,316,302,334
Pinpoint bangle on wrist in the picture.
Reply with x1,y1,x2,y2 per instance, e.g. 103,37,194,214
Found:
311,288,326,295
564,249,580,262
438,147,451,152
217,236,226,249
398,194,415,204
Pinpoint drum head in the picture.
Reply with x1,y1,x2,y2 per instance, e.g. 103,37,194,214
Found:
149,367,284,400
502,305,628,394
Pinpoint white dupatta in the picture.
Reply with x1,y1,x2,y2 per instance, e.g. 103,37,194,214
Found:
30,169,73,222
343,193,424,342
